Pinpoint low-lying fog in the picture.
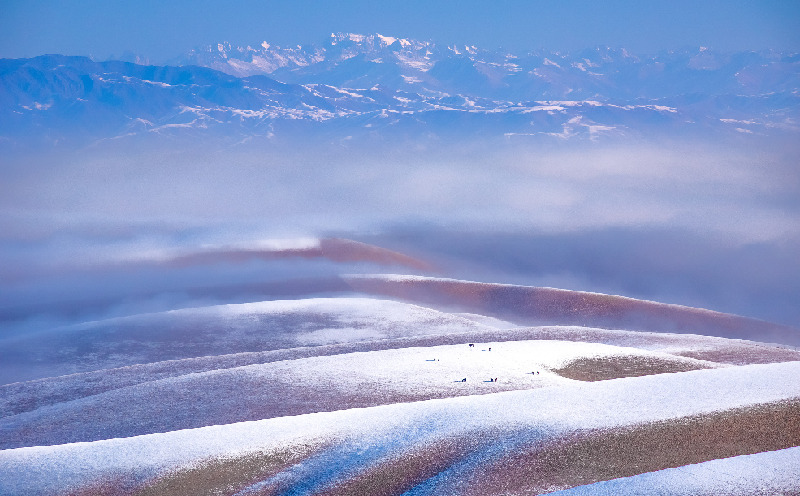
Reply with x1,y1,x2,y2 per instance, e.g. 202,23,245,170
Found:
2,135,799,336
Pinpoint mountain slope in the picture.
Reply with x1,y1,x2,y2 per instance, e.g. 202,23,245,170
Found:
179,34,800,101
345,275,800,345
2,37,798,146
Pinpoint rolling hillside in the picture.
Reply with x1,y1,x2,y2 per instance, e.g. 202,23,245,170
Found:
1,239,798,495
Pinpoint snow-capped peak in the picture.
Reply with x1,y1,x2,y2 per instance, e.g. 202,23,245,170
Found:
375,34,412,47
327,32,422,50
330,32,369,45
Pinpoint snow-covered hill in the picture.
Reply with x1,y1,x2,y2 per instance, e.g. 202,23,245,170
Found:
3,360,799,495
1,235,799,494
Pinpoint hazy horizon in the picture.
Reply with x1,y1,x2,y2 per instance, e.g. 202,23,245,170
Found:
2,1,799,62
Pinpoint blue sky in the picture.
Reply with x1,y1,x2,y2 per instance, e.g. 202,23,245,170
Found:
2,0,799,61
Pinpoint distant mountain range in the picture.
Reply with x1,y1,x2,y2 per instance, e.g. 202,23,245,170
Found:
2,33,798,146
178,33,799,99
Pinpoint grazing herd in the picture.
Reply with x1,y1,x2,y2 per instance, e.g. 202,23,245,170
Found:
444,343,541,383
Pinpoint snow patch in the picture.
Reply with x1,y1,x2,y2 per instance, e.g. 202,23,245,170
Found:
550,447,800,495
3,362,799,495
543,58,561,68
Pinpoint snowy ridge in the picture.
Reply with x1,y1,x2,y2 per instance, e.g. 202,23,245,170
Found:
549,447,800,495
2,40,798,145
343,274,800,346
176,34,800,104
0,339,721,448
1,268,798,494
5,322,793,426
0,297,495,384
2,361,798,495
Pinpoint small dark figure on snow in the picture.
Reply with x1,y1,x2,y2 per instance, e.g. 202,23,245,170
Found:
469,344,474,347
462,378,467,382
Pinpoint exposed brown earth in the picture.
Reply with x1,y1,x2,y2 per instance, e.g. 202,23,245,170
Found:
150,238,433,271
552,355,713,381
61,476,139,496
674,347,800,365
526,327,800,365
345,276,800,345
463,399,800,496
320,238,434,271
132,444,319,496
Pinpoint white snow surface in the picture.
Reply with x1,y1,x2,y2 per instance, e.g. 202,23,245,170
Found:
68,296,494,350
1,296,504,384
547,447,800,495
5,322,788,439
0,339,719,449
2,361,799,495
453,312,519,328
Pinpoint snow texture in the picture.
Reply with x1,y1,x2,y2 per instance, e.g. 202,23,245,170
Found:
0,339,718,448
547,447,800,496
0,297,495,382
2,361,799,495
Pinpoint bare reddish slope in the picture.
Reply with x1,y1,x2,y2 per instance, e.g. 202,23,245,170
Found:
345,275,800,346
320,238,433,271
159,238,432,270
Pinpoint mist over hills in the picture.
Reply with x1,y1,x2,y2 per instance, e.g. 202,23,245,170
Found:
1,33,798,146
3,32,800,496
2,34,800,331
